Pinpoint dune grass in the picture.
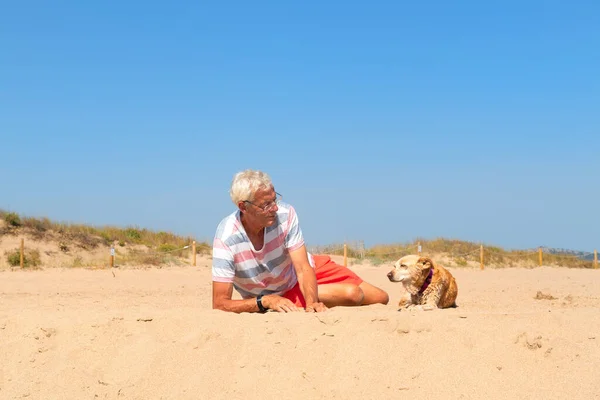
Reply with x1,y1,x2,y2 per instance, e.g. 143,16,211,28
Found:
1,209,210,267
317,238,595,269
2,209,594,269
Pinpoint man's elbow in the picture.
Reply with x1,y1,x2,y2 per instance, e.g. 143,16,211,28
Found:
212,299,226,311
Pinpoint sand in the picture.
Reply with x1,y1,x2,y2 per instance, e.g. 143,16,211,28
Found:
1,257,599,399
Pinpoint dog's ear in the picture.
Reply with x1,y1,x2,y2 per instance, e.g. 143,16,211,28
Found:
417,257,434,271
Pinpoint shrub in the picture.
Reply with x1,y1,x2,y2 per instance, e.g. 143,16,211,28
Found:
158,243,178,252
196,242,212,255
22,217,52,232
6,251,20,266
99,231,113,244
125,228,142,242
157,243,186,257
4,212,21,227
368,257,386,266
6,248,41,268
454,257,468,267
72,256,84,268
156,231,173,244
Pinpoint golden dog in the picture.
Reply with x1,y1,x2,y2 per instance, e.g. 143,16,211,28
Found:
387,255,458,310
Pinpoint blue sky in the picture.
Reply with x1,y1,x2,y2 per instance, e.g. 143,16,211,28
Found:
1,1,599,251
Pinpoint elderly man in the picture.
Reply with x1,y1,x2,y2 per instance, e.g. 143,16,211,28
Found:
212,169,389,313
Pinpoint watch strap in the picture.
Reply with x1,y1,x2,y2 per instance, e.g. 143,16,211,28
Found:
256,295,267,313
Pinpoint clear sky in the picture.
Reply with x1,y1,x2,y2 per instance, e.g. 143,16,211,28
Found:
1,1,599,251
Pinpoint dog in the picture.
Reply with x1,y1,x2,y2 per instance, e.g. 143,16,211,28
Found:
387,255,458,310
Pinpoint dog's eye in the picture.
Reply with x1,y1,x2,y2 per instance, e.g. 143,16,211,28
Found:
400,264,407,268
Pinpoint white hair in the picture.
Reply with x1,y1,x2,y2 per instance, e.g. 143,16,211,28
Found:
229,170,273,205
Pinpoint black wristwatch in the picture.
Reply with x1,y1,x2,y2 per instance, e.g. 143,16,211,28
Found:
256,295,268,313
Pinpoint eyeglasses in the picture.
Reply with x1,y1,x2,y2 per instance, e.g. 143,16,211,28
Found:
244,192,282,213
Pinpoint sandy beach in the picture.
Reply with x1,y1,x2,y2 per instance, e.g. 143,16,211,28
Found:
1,258,599,400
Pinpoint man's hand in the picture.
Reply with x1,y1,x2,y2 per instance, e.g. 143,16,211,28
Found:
305,302,328,313
262,294,301,313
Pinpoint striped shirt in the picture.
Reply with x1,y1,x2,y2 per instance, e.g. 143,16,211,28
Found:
212,203,314,299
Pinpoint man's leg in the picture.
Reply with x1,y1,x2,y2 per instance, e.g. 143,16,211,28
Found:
318,282,389,307
317,283,364,307
358,281,389,305
312,255,389,307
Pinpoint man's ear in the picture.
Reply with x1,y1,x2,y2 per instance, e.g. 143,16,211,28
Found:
238,201,247,212
417,257,434,271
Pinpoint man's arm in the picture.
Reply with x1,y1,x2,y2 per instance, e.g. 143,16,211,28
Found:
289,245,327,312
212,282,301,313
212,282,264,313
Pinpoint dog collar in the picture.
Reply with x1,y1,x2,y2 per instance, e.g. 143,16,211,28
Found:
419,268,433,294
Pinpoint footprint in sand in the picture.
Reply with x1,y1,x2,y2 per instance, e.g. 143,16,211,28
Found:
562,294,574,306
515,332,543,350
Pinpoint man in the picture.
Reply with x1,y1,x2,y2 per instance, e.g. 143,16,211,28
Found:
212,169,389,313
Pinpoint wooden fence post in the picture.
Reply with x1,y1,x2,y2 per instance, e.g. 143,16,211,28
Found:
538,247,543,267
192,241,197,266
343,243,347,267
20,238,24,268
594,249,598,269
110,246,115,268
480,245,484,270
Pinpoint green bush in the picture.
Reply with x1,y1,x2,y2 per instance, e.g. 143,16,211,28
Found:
125,228,142,241
4,212,21,227
6,251,20,266
99,231,113,244
6,248,41,267
158,243,178,252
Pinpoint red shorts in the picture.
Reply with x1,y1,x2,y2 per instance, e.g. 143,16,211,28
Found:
282,255,363,307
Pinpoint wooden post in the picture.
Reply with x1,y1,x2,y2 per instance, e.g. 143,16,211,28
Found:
343,243,347,267
538,247,543,267
192,241,197,266
20,238,24,268
480,245,484,270
594,249,598,269
110,246,115,268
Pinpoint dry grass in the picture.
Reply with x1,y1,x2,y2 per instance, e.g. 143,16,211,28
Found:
335,238,595,269
2,210,593,269
1,210,210,268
